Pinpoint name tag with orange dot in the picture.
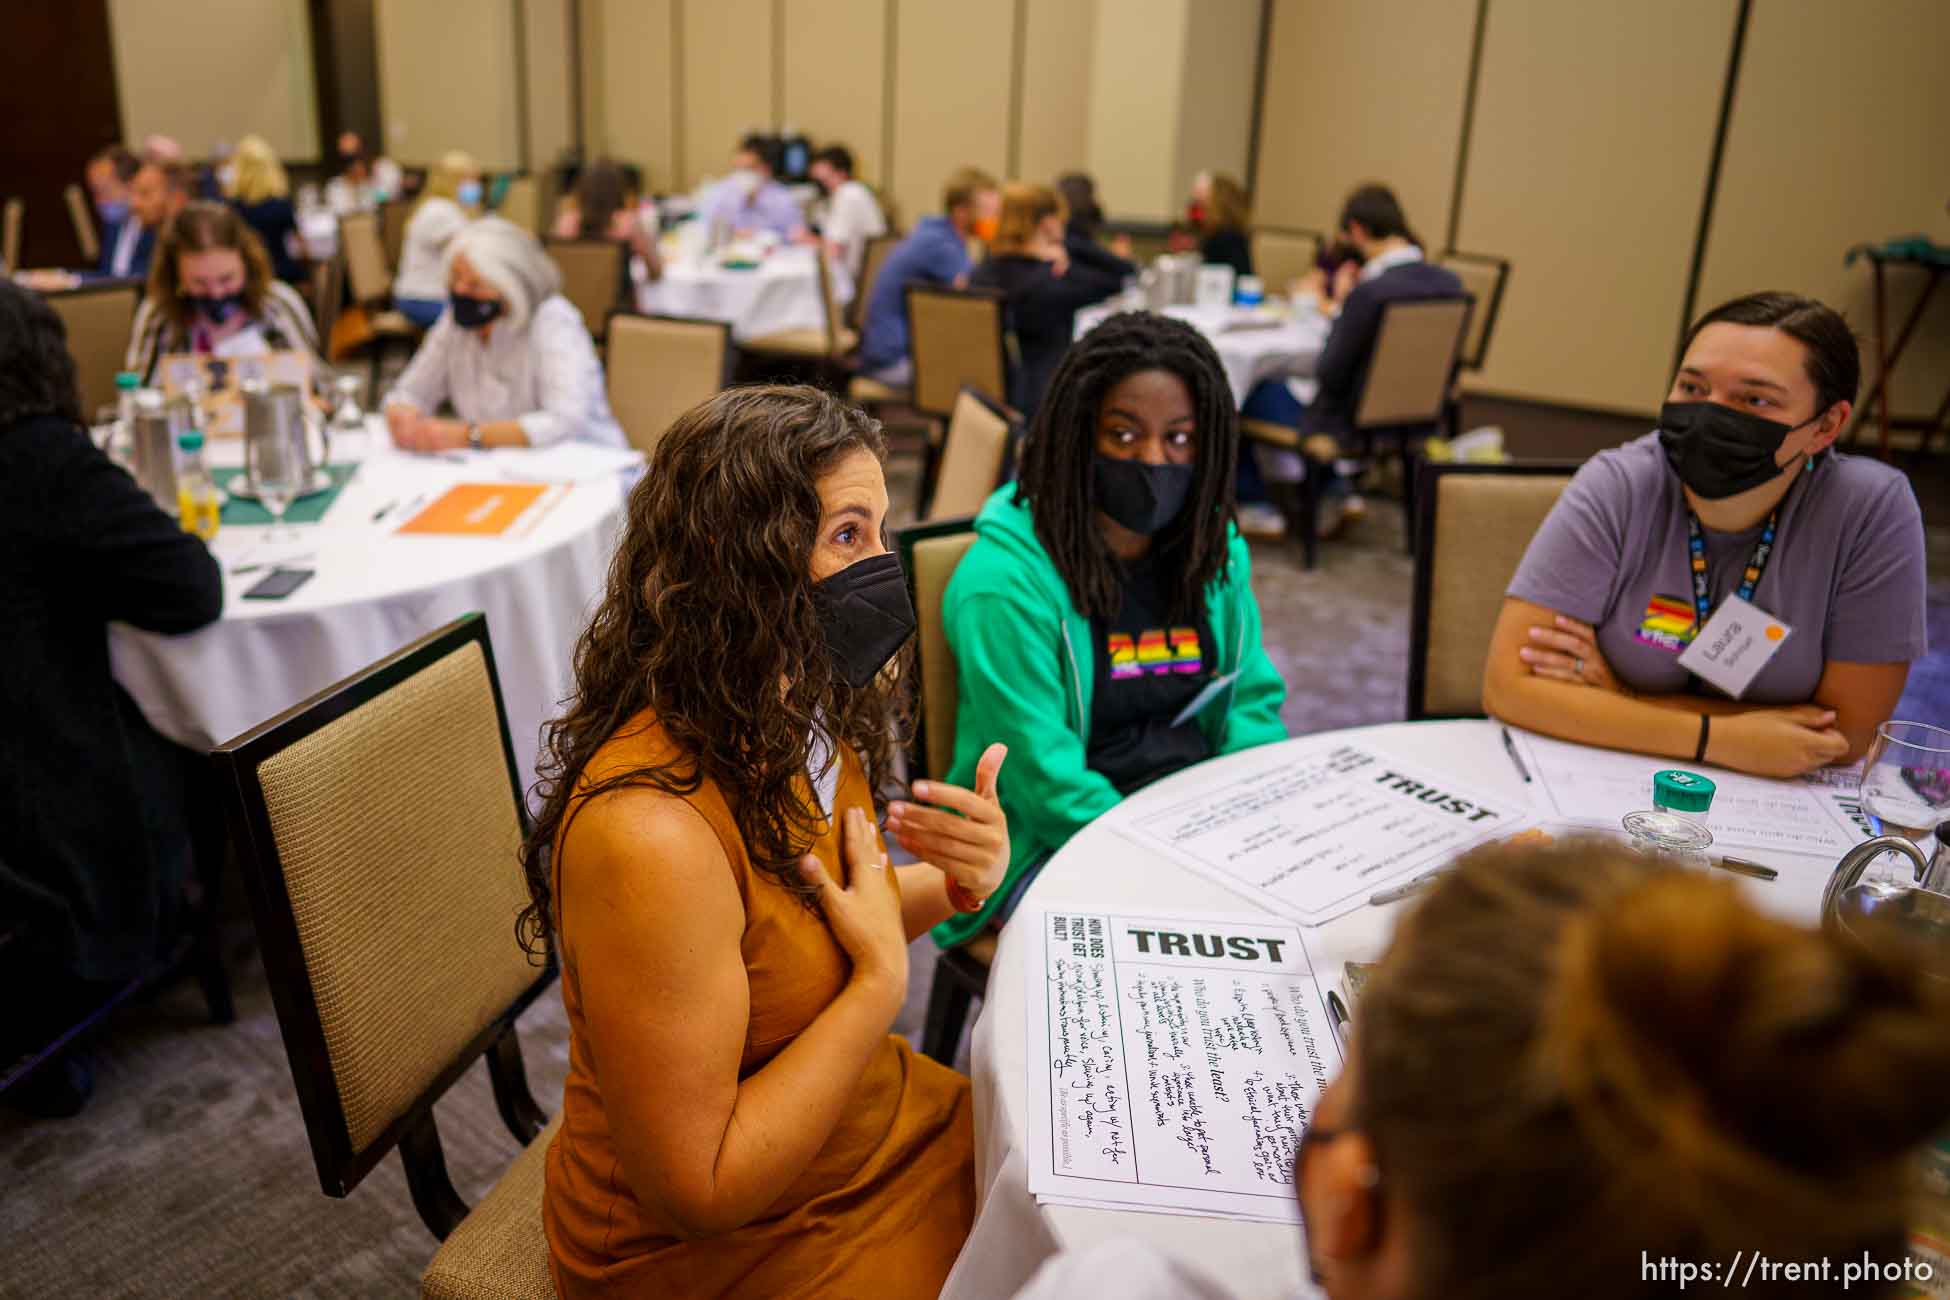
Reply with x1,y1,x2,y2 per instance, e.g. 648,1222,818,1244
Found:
1676,593,1792,699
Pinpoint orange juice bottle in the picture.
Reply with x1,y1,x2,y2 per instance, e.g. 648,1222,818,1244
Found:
174,429,222,541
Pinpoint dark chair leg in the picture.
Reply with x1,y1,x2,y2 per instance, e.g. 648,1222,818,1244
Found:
1299,469,1321,570
1400,446,1419,555
185,755,235,1025
485,1029,548,1143
399,1110,471,1241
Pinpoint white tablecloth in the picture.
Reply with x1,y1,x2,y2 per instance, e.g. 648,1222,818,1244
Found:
945,719,1838,1300
637,246,851,342
1073,302,1330,409
108,420,630,784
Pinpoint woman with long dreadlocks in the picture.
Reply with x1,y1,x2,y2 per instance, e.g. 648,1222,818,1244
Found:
929,312,1287,952
524,386,1010,1297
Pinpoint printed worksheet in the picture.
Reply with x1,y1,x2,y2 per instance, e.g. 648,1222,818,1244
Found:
1025,906,1340,1223
1508,729,1863,855
1103,740,1536,925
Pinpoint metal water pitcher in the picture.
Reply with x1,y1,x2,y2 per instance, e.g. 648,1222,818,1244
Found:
242,379,329,492
129,389,189,516
1823,824,1950,981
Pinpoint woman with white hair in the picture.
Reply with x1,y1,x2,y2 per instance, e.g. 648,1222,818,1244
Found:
384,217,626,449
392,149,483,329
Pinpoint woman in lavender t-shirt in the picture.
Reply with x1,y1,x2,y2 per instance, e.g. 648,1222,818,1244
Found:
1486,292,1927,779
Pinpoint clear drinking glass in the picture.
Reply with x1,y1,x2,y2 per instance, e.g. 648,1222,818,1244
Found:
246,407,308,543
331,373,365,435
1859,721,1950,844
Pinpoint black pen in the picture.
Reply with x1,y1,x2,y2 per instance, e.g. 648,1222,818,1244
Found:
1500,726,1533,783
1326,990,1352,1048
371,499,398,522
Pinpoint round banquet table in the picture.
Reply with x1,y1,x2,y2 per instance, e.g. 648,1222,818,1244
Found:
943,718,1842,1300
636,245,851,342
1072,300,1331,409
107,419,630,784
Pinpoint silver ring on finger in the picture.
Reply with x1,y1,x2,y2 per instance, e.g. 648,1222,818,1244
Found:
1575,657,1585,678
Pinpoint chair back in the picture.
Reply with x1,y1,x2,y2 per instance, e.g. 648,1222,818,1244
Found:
849,233,900,334
47,279,141,412
2,197,22,272
379,199,411,271
813,249,847,358
339,210,394,304
605,311,729,459
1250,226,1323,294
545,238,628,340
210,615,553,1201
1353,296,1474,430
927,387,1018,520
897,518,981,780
1435,251,1510,371
1409,461,1577,719
65,184,99,264
499,174,541,235
906,285,1008,419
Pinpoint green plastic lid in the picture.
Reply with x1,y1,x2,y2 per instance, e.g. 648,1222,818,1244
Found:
176,429,205,452
115,371,142,389
1653,769,1716,813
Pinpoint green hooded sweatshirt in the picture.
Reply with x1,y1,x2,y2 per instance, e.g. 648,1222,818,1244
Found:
930,484,1289,948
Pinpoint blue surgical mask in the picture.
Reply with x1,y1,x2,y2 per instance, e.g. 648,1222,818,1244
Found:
97,198,130,226
456,179,483,207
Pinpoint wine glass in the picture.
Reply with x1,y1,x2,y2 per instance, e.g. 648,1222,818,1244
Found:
330,373,365,435
1859,721,1950,849
246,404,309,544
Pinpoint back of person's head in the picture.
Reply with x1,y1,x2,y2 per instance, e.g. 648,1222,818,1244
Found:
737,132,781,176
571,158,632,239
517,385,897,950
991,182,1063,256
229,134,290,205
1338,183,1412,245
812,145,854,178
1201,173,1250,234
1345,838,1950,1300
423,151,482,202
0,279,82,431
1056,173,1103,237
445,216,558,329
1016,311,1239,625
148,200,275,328
91,145,140,184
942,166,999,216
1682,291,1860,418
141,134,184,164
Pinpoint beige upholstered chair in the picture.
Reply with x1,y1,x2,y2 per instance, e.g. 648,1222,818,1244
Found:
498,174,542,236
847,233,900,337
65,183,99,265
1408,462,1576,719
906,285,1008,420
2,197,22,273
310,255,343,354
1435,251,1510,371
1354,296,1474,428
926,388,1018,521
1249,226,1323,296
211,615,559,1299
605,312,729,459
543,238,627,341
744,249,856,361
337,210,424,384
46,279,140,411
380,198,412,272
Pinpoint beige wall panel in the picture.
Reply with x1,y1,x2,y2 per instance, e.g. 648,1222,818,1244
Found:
524,0,576,170
376,0,520,169
596,0,678,190
1171,0,1259,221
1016,0,1095,193
1251,0,1473,238
1085,0,1189,223
1455,0,1738,416
110,0,320,161
1697,0,1950,422
681,0,775,192
781,0,889,185
889,0,1016,230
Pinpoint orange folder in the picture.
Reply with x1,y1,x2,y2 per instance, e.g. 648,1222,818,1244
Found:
396,483,562,537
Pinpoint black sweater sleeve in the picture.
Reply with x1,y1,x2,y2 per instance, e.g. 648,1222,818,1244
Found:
1064,235,1137,280
50,433,224,633
1314,282,1386,407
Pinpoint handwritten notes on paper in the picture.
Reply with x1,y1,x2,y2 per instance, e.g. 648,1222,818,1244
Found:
1026,907,1340,1223
1105,741,1535,925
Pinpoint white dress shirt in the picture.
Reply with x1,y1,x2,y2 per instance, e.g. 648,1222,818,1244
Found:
818,179,887,280
392,197,470,302
384,295,626,447
108,218,143,277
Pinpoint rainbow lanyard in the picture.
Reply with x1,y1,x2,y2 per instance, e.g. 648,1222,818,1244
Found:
1684,506,1780,642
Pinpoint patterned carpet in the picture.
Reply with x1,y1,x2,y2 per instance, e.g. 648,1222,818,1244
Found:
3,445,1944,1299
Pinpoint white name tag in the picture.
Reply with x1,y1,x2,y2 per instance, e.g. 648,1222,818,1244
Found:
1675,593,1792,699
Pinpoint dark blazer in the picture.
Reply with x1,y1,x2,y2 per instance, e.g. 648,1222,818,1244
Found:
1200,227,1253,279
0,415,222,983
970,239,1134,419
1304,258,1466,440
235,197,304,283
97,216,156,279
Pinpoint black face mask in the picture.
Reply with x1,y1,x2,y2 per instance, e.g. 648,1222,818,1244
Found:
810,551,916,690
449,293,504,330
1093,455,1195,536
1657,401,1819,500
187,292,245,324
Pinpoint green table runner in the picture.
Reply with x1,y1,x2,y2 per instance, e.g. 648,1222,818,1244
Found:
212,464,357,526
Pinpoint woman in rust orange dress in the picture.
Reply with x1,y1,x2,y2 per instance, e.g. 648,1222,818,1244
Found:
519,385,1011,1297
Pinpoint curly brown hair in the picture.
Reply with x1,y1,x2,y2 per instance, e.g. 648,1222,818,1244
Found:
145,200,276,334
516,385,905,955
